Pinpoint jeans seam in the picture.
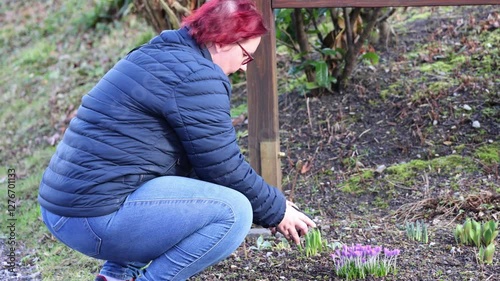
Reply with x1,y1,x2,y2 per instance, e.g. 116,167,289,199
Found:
124,198,232,206
83,218,102,256
52,216,69,231
100,269,129,280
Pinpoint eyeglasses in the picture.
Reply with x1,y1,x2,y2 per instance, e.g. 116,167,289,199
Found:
236,42,254,65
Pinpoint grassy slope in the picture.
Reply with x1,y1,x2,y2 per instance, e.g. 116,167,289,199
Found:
0,1,153,280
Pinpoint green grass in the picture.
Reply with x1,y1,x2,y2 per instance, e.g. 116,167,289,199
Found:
0,0,153,279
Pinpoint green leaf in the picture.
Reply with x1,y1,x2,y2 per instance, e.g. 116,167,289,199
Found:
230,103,247,118
464,219,472,243
486,220,498,232
472,220,481,232
320,48,338,56
256,235,264,246
483,229,493,246
484,244,495,264
490,230,499,244
464,218,471,233
478,247,485,264
305,82,319,90
473,231,481,248
454,225,462,239
315,61,329,87
361,52,380,65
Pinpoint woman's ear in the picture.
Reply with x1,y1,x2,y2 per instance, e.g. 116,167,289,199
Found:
214,43,233,53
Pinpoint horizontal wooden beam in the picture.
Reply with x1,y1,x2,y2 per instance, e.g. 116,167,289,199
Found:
272,0,500,8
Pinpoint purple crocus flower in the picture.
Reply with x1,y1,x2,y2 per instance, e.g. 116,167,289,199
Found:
331,244,401,279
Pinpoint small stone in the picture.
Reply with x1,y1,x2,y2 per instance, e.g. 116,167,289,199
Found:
463,104,472,111
472,121,481,128
247,228,271,238
450,247,456,254
376,165,386,173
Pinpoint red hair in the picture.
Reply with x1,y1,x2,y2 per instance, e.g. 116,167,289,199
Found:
182,0,268,45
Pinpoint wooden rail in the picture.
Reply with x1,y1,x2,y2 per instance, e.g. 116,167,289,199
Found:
272,0,499,8
248,0,499,188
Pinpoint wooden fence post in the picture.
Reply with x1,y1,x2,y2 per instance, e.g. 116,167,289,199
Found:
247,0,281,188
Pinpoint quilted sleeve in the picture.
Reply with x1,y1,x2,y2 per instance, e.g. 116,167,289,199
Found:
163,69,286,227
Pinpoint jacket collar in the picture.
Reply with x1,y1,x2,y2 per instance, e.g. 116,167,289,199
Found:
151,27,213,62
179,27,212,62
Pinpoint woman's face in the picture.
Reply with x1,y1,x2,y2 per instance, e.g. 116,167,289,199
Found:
210,37,261,75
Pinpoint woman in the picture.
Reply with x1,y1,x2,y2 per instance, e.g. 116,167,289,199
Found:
38,0,315,280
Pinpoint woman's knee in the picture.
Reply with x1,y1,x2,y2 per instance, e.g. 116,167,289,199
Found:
224,189,253,229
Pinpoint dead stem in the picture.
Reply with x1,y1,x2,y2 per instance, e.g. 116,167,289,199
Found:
392,191,500,222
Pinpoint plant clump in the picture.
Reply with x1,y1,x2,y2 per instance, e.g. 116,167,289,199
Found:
454,218,498,265
299,228,328,257
405,220,429,243
331,244,401,280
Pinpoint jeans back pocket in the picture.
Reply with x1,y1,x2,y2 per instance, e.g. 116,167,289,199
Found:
41,207,102,257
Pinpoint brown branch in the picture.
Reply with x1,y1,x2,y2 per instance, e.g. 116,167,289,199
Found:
158,0,181,29
339,8,381,89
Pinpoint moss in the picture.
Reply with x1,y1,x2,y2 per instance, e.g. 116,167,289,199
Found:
419,61,454,73
386,156,477,183
362,170,374,179
380,82,406,100
474,143,500,165
454,144,467,154
471,29,500,76
431,155,476,173
428,80,458,93
404,51,420,60
340,175,362,193
450,55,467,65
481,108,498,119
380,90,389,101
340,170,374,194
407,11,432,22
374,196,389,208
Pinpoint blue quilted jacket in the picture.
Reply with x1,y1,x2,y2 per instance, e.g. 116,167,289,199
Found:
38,27,286,227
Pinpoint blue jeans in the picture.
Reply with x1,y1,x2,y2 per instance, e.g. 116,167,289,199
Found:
41,176,253,280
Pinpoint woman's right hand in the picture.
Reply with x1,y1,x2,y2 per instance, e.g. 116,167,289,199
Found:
272,201,316,245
